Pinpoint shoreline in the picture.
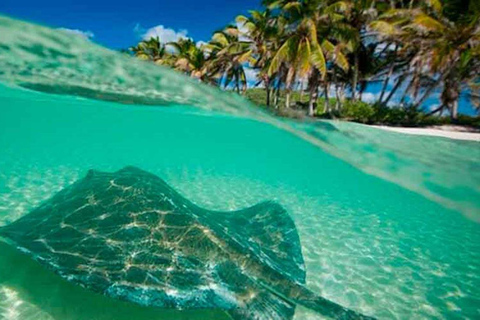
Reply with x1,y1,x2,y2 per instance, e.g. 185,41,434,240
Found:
369,125,480,142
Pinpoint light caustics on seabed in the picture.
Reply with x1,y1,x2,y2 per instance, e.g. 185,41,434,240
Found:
0,14,479,320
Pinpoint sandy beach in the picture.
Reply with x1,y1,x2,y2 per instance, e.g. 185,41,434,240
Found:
371,125,480,142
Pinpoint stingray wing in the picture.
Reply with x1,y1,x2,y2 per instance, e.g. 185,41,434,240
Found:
0,167,214,308
190,201,308,320
200,202,374,320
0,167,302,318
0,167,370,319
202,201,306,285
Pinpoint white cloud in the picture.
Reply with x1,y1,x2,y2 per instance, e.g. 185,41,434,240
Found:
361,92,380,103
136,24,189,43
236,21,251,42
244,66,259,87
196,40,207,48
58,28,94,39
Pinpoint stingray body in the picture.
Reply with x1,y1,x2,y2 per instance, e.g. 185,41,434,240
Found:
0,167,373,319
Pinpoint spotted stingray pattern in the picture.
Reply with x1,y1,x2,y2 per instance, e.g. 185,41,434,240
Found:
0,167,308,319
0,167,373,320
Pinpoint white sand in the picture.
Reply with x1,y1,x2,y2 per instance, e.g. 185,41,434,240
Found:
371,125,480,142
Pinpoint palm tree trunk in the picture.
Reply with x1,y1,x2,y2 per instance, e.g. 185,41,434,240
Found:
235,73,240,93
340,83,346,103
308,87,318,116
378,45,397,104
273,86,280,108
332,70,341,110
308,70,320,116
451,100,459,120
442,73,460,120
427,104,446,116
265,87,271,106
335,85,341,110
413,76,442,108
412,65,422,101
324,82,330,113
285,90,291,109
383,75,406,106
299,80,305,102
400,79,413,106
285,67,295,108
264,77,271,106
449,81,460,121
352,52,359,101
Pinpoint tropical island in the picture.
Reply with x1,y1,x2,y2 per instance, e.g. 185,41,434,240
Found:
126,0,480,130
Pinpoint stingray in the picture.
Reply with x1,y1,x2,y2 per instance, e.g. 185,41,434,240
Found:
0,166,373,319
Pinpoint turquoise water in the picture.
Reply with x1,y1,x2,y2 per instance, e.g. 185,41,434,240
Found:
0,15,479,319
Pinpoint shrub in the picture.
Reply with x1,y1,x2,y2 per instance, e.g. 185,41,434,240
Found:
370,104,425,126
339,100,376,123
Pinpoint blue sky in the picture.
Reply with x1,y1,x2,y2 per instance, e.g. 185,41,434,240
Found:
0,0,261,49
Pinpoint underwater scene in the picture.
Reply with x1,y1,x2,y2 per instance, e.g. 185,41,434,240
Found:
0,15,479,320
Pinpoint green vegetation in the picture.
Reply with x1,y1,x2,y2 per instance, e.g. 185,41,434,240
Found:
326,103,480,127
129,0,480,124
245,88,480,127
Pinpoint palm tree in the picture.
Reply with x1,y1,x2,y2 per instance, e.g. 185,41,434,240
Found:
127,0,478,121
372,0,480,119
267,0,351,114
129,37,172,66
205,26,252,93
168,38,214,83
236,9,279,106
267,0,328,109
311,1,354,114
322,0,379,101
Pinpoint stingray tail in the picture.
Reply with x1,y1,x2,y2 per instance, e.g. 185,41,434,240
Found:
255,279,375,319
291,285,375,320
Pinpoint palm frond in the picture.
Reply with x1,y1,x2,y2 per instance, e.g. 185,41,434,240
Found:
413,14,445,32
297,39,312,77
369,20,398,36
426,0,442,15
311,41,326,77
